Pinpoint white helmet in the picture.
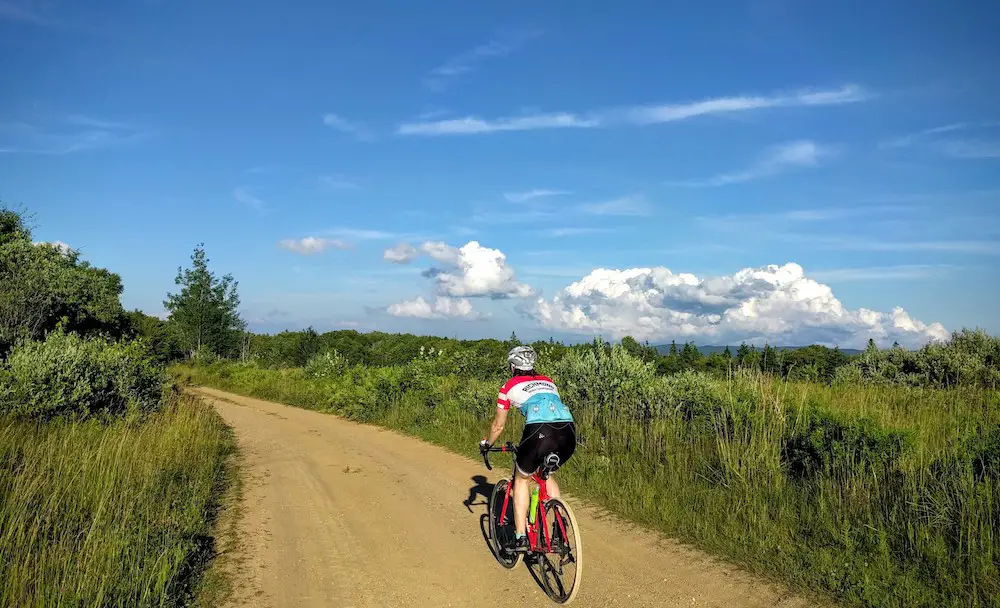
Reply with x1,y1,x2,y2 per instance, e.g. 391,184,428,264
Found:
507,345,537,371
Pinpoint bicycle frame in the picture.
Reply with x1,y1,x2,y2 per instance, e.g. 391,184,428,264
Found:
485,443,570,555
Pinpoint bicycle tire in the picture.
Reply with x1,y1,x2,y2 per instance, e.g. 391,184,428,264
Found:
538,497,583,604
488,479,522,569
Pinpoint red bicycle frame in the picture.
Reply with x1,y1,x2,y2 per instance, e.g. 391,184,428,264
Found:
485,443,570,555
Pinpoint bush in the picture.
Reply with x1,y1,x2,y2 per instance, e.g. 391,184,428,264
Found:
835,329,1000,389
304,350,349,379
782,408,912,479
0,331,165,419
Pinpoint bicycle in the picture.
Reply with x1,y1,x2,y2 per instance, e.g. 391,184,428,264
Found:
482,442,583,604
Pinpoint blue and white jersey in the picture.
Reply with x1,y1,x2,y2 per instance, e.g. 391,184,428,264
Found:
497,375,573,425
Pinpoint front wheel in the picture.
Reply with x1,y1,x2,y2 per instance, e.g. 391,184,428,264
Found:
538,497,583,604
488,479,522,569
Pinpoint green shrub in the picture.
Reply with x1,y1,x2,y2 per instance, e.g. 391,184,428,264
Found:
836,329,1000,389
304,350,349,379
783,408,912,478
0,331,165,419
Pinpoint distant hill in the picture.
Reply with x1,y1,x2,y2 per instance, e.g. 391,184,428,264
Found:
653,344,864,356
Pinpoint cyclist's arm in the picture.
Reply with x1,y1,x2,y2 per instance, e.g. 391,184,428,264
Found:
486,406,509,445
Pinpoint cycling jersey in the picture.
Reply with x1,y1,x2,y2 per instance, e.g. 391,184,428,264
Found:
497,375,574,425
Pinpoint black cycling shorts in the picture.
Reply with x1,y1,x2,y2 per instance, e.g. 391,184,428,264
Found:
516,422,576,476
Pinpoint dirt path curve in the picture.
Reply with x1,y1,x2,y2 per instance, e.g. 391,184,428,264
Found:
195,386,816,608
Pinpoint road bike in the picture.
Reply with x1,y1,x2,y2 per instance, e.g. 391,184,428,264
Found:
482,442,583,604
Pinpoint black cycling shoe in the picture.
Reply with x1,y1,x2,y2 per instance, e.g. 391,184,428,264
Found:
505,535,530,554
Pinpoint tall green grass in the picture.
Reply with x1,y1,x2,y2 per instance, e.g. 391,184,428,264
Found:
0,394,234,607
177,350,999,608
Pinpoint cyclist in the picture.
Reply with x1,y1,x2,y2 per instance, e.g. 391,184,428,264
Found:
480,345,576,554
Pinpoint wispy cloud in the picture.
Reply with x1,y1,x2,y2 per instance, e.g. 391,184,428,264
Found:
503,189,571,203
397,84,868,136
881,122,1000,148
881,122,1000,159
277,237,351,255
942,140,1000,159
810,264,955,282
578,195,652,216
423,29,542,91
699,205,911,229
233,187,264,213
623,84,868,125
321,113,374,142
398,113,598,136
0,116,148,154
471,208,556,225
667,140,833,187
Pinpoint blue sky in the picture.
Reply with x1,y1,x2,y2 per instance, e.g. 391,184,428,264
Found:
2,0,998,347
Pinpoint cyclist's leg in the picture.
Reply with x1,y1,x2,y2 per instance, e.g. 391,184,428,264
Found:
512,468,532,536
513,423,544,538
546,474,562,499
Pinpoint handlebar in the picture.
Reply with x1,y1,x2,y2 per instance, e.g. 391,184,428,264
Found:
481,441,517,471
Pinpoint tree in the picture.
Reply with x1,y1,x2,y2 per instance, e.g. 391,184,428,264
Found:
1,207,126,354
723,345,732,359
737,342,750,364
164,244,245,359
0,207,32,247
124,309,183,364
622,335,658,362
679,342,703,370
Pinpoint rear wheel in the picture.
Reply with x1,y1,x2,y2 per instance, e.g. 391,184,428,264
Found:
538,497,583,604
488,479,521,569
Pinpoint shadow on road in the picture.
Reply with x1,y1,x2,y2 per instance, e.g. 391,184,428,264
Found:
463,474,494,513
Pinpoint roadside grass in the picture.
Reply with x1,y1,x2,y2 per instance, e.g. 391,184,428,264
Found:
0,394,235,608
175,356,1000,608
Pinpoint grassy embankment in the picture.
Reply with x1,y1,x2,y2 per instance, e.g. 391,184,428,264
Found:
0,330,236,608
176,346,999,608
0,395,234,607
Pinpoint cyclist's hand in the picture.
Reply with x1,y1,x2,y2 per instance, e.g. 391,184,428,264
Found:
479,438,491,455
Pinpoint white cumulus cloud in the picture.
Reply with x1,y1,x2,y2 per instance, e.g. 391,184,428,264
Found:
387,296,483,319
277,237,351,255
383,240,534,300
527,262,948,348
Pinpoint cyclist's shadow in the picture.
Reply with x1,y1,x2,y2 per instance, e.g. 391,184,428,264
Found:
463,474,494,513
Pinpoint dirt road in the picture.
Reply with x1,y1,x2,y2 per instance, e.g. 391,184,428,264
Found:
195,387,815,608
